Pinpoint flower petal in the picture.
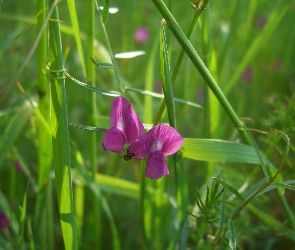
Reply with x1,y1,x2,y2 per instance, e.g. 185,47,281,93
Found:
128,130,155,158
145,150,169,179
153,124,184,155
110,96,144,143
102,127,125,153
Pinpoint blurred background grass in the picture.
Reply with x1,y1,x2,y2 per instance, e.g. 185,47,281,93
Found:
0,0,295,249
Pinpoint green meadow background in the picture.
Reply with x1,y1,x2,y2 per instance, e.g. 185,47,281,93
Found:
0,0,294,249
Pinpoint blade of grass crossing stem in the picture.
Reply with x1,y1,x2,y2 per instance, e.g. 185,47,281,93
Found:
151,0,252,145
161,21,189,247
49,2,77,249
66,0,86,77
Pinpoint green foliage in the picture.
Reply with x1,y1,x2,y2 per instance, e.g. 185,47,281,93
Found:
0,0,294,249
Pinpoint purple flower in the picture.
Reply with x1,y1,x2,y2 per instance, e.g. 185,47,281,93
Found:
241,66,252,84
129,124,184,179
0,212,9,230
257,16,267,29
102,96,145,153
14,160,22,172
134,27,149,44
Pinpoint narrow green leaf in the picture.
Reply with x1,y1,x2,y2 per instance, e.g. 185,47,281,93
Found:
182,138,273,166
89,56,115,69
68,123,107,132
125,87,202,109
227,219,237,250
258,181,295,196
49,2,77,249
65,71,120,97
213,177,244,201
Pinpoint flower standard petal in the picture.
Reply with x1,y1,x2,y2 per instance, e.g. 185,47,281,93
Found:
145,150,169,179
110,96,144,144
102,127,125,153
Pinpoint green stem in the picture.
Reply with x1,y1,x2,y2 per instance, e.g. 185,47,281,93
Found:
49,1,77,249
87,1,101,248
35,0,54,248
95,0,124,94
151,0,252,145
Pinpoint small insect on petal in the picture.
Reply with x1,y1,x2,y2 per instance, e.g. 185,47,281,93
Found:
145,150,169,179
102,127,125,153
120,147,138,161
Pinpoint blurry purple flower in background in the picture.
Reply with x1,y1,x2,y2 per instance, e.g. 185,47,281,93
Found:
0,212,9,230
197,89,205,102
274,59,282,72
241,66,252,84
102,96,145,154
134,27,149,44
257,16,267,29
155,80,162,92
14,160,22,172
129,124,184,179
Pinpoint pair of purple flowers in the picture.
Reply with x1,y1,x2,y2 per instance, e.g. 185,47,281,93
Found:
102,96,183,179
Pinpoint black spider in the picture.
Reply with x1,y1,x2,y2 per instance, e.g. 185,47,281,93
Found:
120,147,137,161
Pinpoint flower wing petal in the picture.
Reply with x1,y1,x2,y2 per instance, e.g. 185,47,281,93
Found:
128,130,155,158
145,150,169,179
110,96,144,143
154,124,183,155
102,127,125,153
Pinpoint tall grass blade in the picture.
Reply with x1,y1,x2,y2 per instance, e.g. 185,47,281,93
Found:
49,2,77,249
66,0,86,76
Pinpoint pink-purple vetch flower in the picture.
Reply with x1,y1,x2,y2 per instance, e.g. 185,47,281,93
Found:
0,212,9,230
102,96,145,153
134,27,149,44
241,66,252,84
129,124,184,179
